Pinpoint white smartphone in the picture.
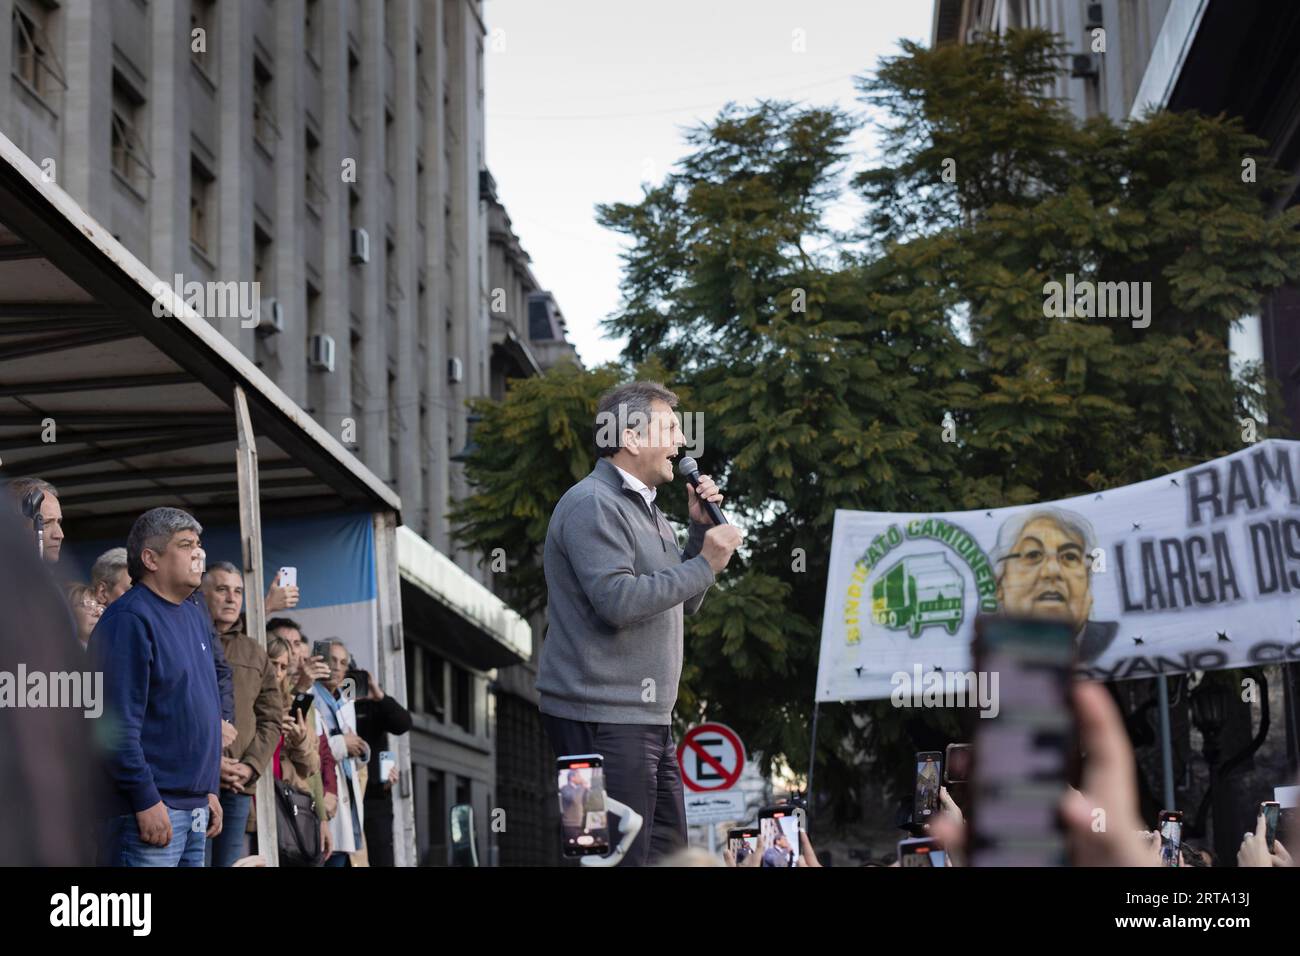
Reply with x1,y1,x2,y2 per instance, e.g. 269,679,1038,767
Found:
380,751,396,782
278,566,297,589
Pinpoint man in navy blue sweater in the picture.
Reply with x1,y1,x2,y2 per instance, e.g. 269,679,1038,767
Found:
90,507,223,866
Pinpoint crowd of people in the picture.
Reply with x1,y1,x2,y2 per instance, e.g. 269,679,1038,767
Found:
5,471,1296,868
6,475,411,867
711,681,1297,868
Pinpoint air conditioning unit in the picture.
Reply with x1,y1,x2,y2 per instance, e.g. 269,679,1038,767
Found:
350,227,370,264
255,297,285,336
309,333,336,372
1071,53,1099,78
448,356,463,384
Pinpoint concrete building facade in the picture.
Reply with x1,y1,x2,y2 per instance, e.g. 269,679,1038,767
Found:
2,0,574,865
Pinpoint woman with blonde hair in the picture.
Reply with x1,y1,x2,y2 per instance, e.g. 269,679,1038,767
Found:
266,635,332,862
63,582,102,651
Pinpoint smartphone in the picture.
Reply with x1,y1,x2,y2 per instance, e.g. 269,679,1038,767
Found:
757,804,804,867
968,614,1076,867
944,743,971,784
557,755,609,857
311,639,332,661
913,751,943,823
278,566,298,589
289,692,312,721
944,742,972,812
1159,810,1183,867
727,827,760,864
345,667,370,699
450,804,478,867
1261,801,1280,854
379,750,396,783
898,836,947,867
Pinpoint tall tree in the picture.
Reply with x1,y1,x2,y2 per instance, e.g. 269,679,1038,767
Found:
455,29,1300,828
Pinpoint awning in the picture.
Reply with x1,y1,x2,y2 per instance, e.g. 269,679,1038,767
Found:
397,526,532,670
0,132,400,537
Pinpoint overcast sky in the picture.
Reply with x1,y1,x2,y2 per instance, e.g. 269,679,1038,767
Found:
483,0,932,368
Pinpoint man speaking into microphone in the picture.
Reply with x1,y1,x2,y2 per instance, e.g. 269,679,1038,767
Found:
537,380,742,866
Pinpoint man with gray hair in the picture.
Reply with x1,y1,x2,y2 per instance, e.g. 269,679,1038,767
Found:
990,506,1118,663
537,380,742,865
90,547,131,607
200,560,282,866
6,476,63,563
90,506,223,865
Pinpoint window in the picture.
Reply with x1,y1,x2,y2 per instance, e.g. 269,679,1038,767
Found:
451,663,472,734
190,159,214,253
386,237,404,303
347,48,360,125
253,226,272,295
306,282,321,334
421,647,445,719
384,109,395,178
387,365,398,483
349,326,364,428
424,771,446,866
191,0,216,75
304,0,321,63
12,2,67,99
110,77,153,188
253,59,280,148
304,127,326,210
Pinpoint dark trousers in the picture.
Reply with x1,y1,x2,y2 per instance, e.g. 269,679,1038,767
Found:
363,797,394,867
542,713,687,867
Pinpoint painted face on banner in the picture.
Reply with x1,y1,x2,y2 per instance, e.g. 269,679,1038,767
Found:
996,517,1092,634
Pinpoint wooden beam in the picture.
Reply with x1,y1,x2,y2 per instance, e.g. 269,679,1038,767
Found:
0,372,191,397
46,458,304,487
0,327,139,360
9,428,230,473
234,385,279,866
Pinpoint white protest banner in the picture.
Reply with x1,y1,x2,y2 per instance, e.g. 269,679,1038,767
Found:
816,440,1300,702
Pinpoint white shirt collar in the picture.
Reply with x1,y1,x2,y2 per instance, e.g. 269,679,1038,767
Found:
612,463,656,506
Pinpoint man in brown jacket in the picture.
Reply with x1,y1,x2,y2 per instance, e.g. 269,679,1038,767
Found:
201,561,283,866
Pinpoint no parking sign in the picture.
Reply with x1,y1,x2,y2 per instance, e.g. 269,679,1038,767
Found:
678,722,745,793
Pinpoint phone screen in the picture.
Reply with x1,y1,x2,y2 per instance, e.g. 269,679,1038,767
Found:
1159,812,1183,867
557,757,609,857
345,668,370,699
969,615,1075,867
758,807,801,867
727,829,760,864
899,837,947,867
944,744,972,784
1262,802,1280,853
914,752,942,822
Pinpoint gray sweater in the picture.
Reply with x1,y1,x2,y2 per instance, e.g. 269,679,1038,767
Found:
537,458,715,725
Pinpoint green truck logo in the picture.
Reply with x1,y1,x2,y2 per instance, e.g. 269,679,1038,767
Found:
871,553,964,637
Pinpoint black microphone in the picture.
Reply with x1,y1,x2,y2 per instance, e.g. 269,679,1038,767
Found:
676,456,727,526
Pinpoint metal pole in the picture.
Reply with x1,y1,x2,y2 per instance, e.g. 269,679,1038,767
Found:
806,701,821,827
1155,675,1176,810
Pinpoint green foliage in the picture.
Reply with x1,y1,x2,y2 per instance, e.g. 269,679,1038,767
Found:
454,29,1299,816
449,362,623,617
